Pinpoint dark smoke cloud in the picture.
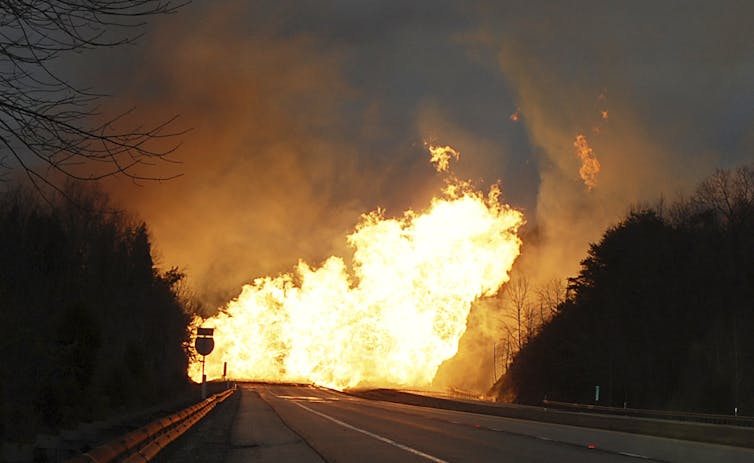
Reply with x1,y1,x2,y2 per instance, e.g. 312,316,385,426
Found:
475,0,754,279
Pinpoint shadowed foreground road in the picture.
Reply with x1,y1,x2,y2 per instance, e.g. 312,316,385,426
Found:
220,384,754,463
159,384,754,462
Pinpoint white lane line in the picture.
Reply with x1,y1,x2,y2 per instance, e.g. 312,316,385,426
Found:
618,451,651,459
290,400,449,463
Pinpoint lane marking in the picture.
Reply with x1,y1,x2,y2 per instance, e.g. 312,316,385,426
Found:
275,395,330,402
278,392,661,463
618,451,651,459
290,400,449,463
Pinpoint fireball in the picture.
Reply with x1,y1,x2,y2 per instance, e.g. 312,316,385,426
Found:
190,145,524,390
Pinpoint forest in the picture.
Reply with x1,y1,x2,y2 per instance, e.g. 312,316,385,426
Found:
496,165,754,414
0,185,193,443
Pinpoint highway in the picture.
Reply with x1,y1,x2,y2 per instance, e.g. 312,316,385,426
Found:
225,384,754,463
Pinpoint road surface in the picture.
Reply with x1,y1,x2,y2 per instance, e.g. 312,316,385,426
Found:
220,384,754,463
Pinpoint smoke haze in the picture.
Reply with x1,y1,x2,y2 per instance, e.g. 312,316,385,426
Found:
74,1,753,390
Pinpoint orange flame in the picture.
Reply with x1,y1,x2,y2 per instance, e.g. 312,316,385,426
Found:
189,146,524,390
573,134,601,190
426,143,461,172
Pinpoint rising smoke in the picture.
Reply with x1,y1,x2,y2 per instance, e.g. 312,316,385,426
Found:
86,1,752,392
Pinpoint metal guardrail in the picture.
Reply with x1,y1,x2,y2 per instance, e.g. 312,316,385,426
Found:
542,400,754,427
66,385,237,463
400,388,484,402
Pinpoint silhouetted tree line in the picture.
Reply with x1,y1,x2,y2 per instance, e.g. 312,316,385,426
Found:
496,165,754,414
0,185,192,442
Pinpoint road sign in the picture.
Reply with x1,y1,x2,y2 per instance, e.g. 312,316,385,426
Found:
195,327,215,356
197,327,214,337
195,336,214,356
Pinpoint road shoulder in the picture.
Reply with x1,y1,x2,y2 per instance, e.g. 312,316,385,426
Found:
226,386,324,463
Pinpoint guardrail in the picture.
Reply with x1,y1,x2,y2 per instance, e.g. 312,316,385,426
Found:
542,400,754,427
400,387,484,401
66,385,236,463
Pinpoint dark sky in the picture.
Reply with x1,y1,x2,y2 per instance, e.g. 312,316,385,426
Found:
75,0,753,308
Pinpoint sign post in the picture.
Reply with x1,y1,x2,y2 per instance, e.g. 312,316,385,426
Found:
223,361,228,390
195,327,215,399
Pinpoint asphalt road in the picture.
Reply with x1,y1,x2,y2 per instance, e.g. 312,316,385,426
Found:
231,384,754,463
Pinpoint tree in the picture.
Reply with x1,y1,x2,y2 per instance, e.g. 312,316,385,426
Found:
494,275,561,382
0,0,186,194
504,275,532,350
497,164,754,413
688,165,754,413
694,166,754,228
536,277,565,324
0,183,193,441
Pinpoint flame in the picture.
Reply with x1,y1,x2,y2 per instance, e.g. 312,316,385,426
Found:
573,133,601,190
189,146,524,390
600,110,609,120
426,143,461,172
510,108,520,122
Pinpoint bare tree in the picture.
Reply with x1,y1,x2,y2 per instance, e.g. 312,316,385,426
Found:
523,301,538,343
493,327,517,381
498,275,565,369
694,166,754,226
505,275,531,350
0,0,187,195
536,277,566,322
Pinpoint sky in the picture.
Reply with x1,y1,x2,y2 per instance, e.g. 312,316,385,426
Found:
66,0,754,310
